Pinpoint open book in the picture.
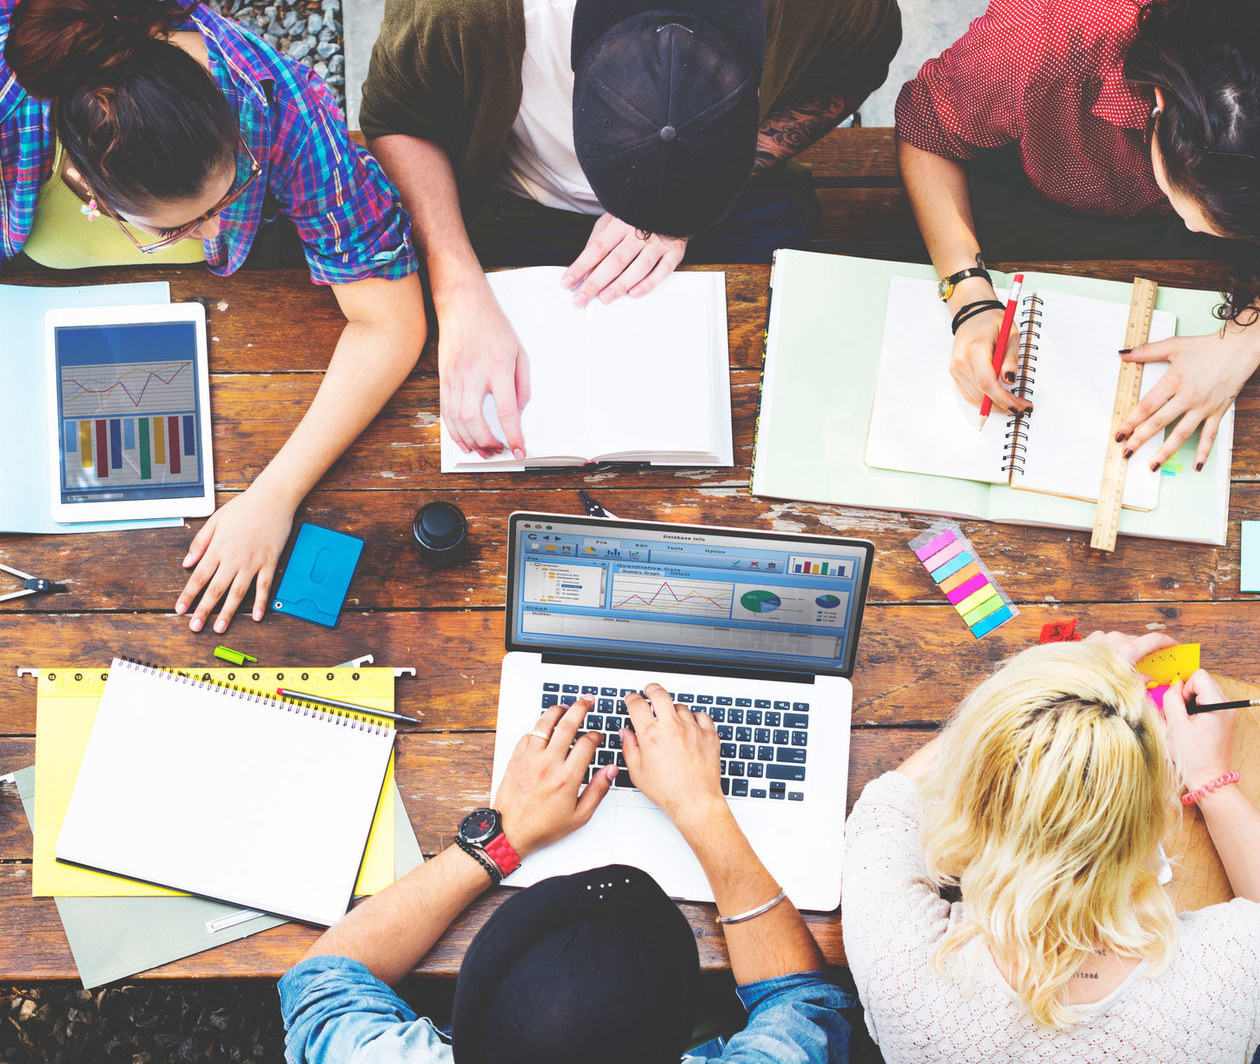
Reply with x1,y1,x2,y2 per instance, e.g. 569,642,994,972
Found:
439,268,733,471
865,277,1174,511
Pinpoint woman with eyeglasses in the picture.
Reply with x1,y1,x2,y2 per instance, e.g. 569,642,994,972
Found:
897,0,1259,472
1,0,425,634
843,631,1260,1063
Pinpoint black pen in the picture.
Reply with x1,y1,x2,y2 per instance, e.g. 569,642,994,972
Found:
1187,697,1260,715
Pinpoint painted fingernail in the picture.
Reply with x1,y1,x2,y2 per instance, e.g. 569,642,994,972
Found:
512,448,525,461
1004,371,1017,384
1151,462,1160,472
1123,449,1133,459
1195,462,1204,472
1115,432,1125,442
1119,348,1132,355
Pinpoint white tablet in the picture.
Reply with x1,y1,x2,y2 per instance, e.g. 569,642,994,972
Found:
45,303,216,523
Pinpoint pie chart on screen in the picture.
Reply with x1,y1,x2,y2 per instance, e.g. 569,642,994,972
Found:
815,594,842,609
740,590,781,613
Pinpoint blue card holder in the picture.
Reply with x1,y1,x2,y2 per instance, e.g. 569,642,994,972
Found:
272,522,365,629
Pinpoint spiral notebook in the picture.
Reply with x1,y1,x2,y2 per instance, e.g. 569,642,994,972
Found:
54,659,396,927
865,276,1175,510
750,251,1234,546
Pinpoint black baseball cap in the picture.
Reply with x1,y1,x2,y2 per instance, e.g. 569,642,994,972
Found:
451,864,699,1064
571,0,766,238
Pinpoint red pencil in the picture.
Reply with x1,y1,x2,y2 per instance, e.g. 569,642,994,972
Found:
978,273,1024,430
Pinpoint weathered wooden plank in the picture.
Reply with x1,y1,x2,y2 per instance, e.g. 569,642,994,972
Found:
797,128,899,181
24,362,1254,497
0,729,925,861
0,603,1255,735
0,729,930,979
4,485,1251,615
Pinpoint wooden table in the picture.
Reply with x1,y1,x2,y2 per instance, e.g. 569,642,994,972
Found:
1,256,1256,982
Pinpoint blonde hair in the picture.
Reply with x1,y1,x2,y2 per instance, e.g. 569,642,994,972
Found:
919,642,1177,1028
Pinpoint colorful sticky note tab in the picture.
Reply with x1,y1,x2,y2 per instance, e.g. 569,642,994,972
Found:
924,539,966,572
912,528,956,561
933,553,973,583
1242,522,1260,594
1147,684,1171,712
908,522,1018,639
1136,643,1200,686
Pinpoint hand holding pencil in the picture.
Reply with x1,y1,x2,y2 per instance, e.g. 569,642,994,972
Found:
978,273,1026,430
1163,671,1237,794
948,280,1029,419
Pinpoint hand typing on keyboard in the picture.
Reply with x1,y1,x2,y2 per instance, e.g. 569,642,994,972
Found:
621,683,726,829
492,697,617,857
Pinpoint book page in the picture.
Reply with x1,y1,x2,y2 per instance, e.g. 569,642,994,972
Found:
583,272,722,460
865,276,1010,485
439,268,586,468
1015,290,1171,509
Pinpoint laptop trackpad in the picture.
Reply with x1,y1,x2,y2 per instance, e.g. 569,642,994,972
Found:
614,807,711,902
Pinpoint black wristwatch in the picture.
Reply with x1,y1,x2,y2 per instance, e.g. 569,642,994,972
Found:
938,254,991,301
455,808,521,885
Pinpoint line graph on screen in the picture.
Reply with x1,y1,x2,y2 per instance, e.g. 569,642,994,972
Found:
610,574,733,618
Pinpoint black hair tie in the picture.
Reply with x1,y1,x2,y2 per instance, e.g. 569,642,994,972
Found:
952,299,1008,335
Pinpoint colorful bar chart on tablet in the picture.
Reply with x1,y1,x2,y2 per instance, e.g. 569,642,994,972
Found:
54,320,206,503
908,522,1018,638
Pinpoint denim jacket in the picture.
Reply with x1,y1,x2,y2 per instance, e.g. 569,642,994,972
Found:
279,955,856,1064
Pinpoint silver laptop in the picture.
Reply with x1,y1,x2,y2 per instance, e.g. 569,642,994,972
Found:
490,512,874,912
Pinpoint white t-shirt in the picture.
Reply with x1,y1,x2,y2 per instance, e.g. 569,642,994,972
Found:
494,0,602,214
842,772,1260,1064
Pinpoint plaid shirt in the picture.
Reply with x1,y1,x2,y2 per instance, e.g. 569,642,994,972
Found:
0,1,417,284
895,0,1168,220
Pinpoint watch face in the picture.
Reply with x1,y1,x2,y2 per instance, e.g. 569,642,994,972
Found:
459,808,501,846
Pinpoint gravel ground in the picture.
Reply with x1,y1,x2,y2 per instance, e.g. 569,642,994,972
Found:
1,984,287,1064
207,0,346,110
0,10,358,1061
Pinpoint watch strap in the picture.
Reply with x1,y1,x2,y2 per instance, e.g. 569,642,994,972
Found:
455,836,503,885
484,832,522,878
938,255,990,301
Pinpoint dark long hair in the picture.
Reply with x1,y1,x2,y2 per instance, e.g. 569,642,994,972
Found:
1125,0,1260,324
5,0,238,216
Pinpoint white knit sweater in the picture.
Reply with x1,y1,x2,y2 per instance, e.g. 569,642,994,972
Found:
842,772,1260,1063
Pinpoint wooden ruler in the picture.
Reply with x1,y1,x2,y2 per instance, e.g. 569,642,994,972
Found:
1090,277,1159,552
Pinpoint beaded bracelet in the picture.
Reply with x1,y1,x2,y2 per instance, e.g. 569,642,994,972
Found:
1181,770,1241,806
951,299,1006,335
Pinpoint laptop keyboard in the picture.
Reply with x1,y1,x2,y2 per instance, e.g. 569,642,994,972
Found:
540,683,809,802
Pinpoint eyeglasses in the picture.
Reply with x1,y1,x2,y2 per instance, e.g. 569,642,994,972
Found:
79,133,261,254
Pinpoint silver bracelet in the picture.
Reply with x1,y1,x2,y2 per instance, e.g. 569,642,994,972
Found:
716,889,787,925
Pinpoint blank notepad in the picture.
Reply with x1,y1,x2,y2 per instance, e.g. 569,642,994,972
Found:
55,659,396,927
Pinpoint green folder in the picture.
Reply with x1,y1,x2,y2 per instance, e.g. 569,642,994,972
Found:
750,251,1233,545
13,766,424,988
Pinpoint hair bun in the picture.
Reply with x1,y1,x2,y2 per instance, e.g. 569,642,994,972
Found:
6,0,194,100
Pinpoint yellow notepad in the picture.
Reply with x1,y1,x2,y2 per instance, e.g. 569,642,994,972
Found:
33,666,395,898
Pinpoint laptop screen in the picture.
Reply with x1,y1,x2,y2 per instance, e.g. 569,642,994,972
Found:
506,514,873,676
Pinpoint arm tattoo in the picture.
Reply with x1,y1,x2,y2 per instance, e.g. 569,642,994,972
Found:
753,93,854,175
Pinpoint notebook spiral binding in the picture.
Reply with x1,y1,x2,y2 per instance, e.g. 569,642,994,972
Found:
1002,294,1043,477
113,657,391,737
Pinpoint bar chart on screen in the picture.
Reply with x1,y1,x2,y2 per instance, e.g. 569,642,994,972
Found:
60,359,199,489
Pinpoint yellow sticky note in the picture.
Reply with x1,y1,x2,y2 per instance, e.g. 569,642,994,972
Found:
1136,644,1201,687
33,667,396,898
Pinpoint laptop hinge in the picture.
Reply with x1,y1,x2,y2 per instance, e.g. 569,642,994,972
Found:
538,652,815,687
